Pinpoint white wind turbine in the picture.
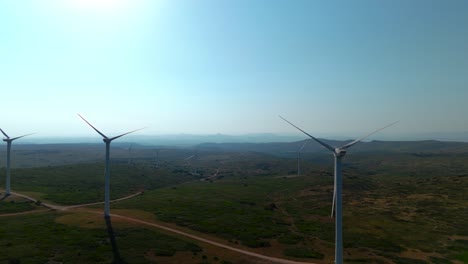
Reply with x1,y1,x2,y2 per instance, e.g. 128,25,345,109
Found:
153,148,166,168
0,129,34,196
78,114,144,218
154,148,159,167
184,154,195,174
296,140,308,176
127,143,134,166
279,116,397,264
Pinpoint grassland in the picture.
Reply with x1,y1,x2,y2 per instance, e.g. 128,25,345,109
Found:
0,145,467,263
113,152,468,263
0,200,38,214
0,161,197,205
0,211,209,264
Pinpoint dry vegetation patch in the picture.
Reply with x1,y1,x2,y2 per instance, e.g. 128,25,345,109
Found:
54,212,105,228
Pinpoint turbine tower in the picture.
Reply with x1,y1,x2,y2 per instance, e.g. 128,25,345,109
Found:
280,116,397,264
0,129,34,196
154,148,159,167
154,148,164,168
127,143,134,166
78,114,143,218
297,140,308,176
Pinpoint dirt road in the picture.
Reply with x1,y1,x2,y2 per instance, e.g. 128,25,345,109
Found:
111,212,315,264
9,191,142,210
2,191,317,264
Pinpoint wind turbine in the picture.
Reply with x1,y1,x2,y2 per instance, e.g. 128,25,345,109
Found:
153,148,166,168
78,114,144,218
0,129,34,196
127,143,134,166
154,148,160,167
279,116,397,264
184,154,195,174
297,140,308,176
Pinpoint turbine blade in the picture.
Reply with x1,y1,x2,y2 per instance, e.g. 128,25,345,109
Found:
341,120,399,149
298,141,308,152
78,114,108,139
0,128,9,138
109,127,145,141
331,187,336,218
11,133,36,141
279,115,335,152
184,155,194,160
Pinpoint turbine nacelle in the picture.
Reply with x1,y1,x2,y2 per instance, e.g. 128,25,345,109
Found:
334,148,346,157
103,138,111,143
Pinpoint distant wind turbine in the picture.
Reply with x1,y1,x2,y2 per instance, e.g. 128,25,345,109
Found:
0,129,34,196
297,140,308,176
154,148,160,167
127,143,134,166
279,115,397,264
184,154,194,163
78,114,144,218
184,154,195,174
153,148,165,168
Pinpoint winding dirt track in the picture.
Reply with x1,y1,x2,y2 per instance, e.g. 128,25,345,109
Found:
9,191,143,211
110,213,314,264
1,191,316,264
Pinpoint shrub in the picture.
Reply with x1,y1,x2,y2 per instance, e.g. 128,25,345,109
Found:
283,246,324,259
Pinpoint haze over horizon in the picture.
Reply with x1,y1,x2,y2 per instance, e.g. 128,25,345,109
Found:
11,131,468,145
1,1,467,139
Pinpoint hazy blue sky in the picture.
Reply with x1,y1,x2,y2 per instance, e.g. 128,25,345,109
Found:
1,0,467,140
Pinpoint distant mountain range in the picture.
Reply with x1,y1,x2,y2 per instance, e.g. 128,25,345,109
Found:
14,135,468,156
20,133,306,145
18,132,468,146
197,139,468,154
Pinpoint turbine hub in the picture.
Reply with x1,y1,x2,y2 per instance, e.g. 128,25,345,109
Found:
103,138,111,143
334,148,346,157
